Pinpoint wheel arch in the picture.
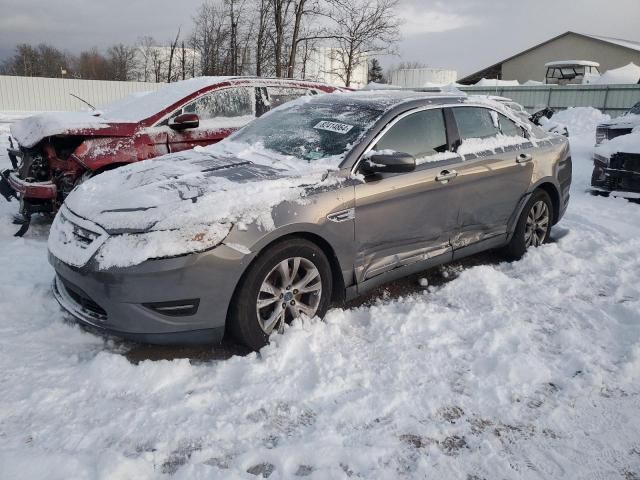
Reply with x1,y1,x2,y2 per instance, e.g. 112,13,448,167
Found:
223,230,348,338
532,180,561,225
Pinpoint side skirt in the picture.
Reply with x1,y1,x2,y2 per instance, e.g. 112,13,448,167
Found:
345,250,453,301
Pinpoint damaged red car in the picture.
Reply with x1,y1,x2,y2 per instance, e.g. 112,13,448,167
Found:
1,77,344,234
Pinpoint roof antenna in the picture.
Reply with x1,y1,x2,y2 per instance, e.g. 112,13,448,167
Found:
69,93,100,115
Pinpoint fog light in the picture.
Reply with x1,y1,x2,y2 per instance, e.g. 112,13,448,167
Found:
143,299,200,317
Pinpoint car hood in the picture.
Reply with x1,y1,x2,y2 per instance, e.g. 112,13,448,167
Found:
10,111,136,148
599,114,640,130
64,149,334,235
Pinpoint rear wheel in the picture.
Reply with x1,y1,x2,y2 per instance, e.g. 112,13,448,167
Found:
503,189,553,260
228,239,333,351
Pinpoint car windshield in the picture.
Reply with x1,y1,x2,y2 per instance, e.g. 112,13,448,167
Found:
226,99,384,164
628,102,640,115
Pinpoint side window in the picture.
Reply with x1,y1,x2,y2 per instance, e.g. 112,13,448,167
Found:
267,86,314,109
183,87,254,120
452,107,500,139
498,114,524,137
374,109,448,160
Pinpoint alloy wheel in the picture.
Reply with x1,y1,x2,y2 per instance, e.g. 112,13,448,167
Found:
256,257,322,334
525,200,550,247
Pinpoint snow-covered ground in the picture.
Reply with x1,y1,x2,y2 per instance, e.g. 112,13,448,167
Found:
1,108,639,480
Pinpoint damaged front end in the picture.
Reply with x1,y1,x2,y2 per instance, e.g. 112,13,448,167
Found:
2,135,85,236
591,152,640,200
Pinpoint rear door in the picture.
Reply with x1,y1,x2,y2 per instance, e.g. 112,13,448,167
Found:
353,108,460,282
445,106,535,250
166,86,256,152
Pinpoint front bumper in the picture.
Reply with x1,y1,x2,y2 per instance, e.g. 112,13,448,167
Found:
2,169,57,200
591,153,640,198
50,243,254,345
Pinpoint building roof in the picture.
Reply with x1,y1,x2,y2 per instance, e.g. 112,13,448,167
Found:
459,31,640,84
582,33,640,53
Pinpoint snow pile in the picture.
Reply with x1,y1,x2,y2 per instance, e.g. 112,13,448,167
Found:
522,80,544,86
475,78,520,87
595,131,640,156
3,107,640,478
549,107,611,136
594,62,640,85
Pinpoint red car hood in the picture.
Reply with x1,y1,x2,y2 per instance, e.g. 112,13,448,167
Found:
10,112,137,148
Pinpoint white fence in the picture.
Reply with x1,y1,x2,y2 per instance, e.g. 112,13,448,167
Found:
0,76,163,112
426,84,640,117
3,75,640,117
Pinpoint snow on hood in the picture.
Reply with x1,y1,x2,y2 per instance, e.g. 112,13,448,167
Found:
10,111,117,148
56,143,343,269
595,131,640,157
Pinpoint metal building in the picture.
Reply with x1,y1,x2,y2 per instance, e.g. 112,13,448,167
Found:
459,31,640,85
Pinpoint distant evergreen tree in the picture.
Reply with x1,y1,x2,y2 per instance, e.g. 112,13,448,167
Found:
368,58,384,83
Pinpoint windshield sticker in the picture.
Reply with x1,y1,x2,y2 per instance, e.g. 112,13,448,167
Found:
314,120,354,134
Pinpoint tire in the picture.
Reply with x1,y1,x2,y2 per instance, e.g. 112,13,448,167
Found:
228,238,333,351
503,189,553,260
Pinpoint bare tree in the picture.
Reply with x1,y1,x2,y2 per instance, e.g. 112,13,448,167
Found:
192,1,230,75
136,36,156,81
327,0,400,87
166,28,181,82
107,44,138,81
150,48,164,82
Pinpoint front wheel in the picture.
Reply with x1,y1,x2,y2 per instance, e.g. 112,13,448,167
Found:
228,239,333,351
503,190,553,260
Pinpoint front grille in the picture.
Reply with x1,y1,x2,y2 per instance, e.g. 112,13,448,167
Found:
60,277,107,319
610,153,640,173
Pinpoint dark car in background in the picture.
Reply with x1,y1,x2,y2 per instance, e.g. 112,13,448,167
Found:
0,76,344,233
591,101,640,199
48,92,571,351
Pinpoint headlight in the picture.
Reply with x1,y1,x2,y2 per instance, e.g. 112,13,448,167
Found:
95,223,232,269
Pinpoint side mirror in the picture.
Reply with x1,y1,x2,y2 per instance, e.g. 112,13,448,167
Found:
169,113,200,130
360,152,416,175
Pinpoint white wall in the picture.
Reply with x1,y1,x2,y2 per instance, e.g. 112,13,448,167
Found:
0,76,164,112
302,47,368,89
391,68,458,87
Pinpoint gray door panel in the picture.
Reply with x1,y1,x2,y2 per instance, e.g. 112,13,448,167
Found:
449,147,534,249
354,165,457,281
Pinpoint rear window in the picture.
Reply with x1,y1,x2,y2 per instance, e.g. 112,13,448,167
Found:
499,114,524,137
452,107,500,139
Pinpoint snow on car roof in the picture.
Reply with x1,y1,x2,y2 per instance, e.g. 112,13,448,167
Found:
99,76,238,122
545,60,600,67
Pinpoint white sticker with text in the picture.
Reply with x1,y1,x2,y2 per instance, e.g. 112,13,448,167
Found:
313,120,354,134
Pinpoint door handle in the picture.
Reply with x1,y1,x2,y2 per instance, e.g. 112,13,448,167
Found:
517,153,533,164
436,169,458,183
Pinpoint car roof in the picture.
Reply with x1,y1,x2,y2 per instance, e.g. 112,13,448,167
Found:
302,90,467,111
99,76,344,124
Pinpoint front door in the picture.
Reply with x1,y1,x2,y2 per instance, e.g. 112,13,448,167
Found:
353,108,460,282
166,86,257,152
445,106,535,250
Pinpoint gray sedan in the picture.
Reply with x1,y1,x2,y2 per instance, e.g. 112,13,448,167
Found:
48,92,572,350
